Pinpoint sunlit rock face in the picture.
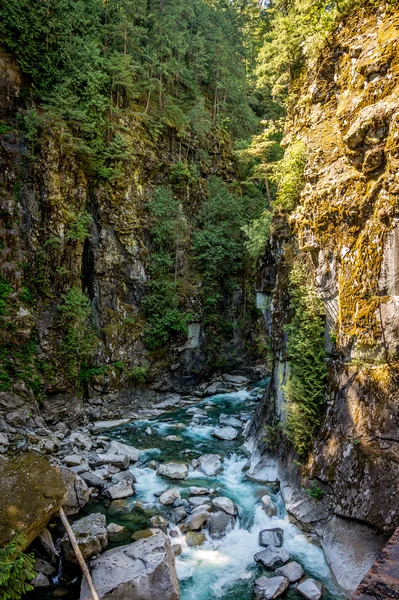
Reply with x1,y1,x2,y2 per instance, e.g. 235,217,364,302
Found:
254,2,399,548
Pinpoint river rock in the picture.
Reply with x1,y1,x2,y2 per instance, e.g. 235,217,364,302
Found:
58,466,89,516
254,576,289,600
31,572,50,587
219,414,242,428
33,558,57,577
205,381,229,395
254,546,290,568
189,495,211,507
297,579,323,600
189,486,209,495
62,513,108,563
172,543,182,556
186,407,207,416
198,454,224,476
181,509,210,532
150,515,168,534
222,374,249,385
259,528,284,548
157,462,189,480
131,529,154,541
107,499,131,518
212,496,238,516
160,488,181,505
93,419,130,431
207,511,234,539
261,494,277,517
106,440,140,463
89,453,130,470
169,506,187,524
212,426,239,441
63,454,87,467
275,561,304,583
111,470,136,485
80,471,106,489
106,523,130,543
165,435,183,442
80,532,179,600
246,456,279,484
186,531,206,547
104,479,134,500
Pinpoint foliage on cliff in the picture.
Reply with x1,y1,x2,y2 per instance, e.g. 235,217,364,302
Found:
0,535,36,600
283,261,328,457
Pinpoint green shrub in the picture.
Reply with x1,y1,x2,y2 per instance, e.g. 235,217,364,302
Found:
66,212,92,243
273,141,306,212
243,210,272,260
283,261,327,457
59,287,96,381
128,366,149,383
0,534,36,600
306,481,325,501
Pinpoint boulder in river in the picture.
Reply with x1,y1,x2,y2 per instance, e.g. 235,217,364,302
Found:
245,456,279,484
61,513,108,563
80,471,106,489
186,531,206,547
181,509,210,532
169,506,187,524
207,511,235,539
212,496,238,516
106,523,130,543
219,414,243,428
212,426,239,441
297,579,323,600
111,470,136,485
104,479,134,500
260,494,277,517
275,561,304,583
58,467,90,516
254,546,290,568
106,440,140,463
80,532,179,600
254,575,289,600
259,528,284,548
0,454,66,548
150,515,168,534
159,488,181,505
189,495,211,507
189,486,209,495
198,454,224,476
157,462,189,480
89,453,130,470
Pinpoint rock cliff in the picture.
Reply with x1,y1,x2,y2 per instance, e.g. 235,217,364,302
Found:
253,3,399,590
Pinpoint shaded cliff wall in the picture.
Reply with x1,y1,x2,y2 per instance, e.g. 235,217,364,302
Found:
0,49,266,428
253,2,399,590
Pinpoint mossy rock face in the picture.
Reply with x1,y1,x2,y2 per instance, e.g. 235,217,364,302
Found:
0,453,66,548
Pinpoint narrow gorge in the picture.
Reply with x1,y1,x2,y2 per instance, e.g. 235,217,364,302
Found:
0,1,398,600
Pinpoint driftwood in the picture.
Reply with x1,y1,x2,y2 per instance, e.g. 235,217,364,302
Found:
59,506,100,600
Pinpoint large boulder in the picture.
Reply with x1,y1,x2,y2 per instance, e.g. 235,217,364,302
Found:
207,511,234,539
107,440,140,463
61,513,108,563
260,494,277,517
89,453,130,470
159,488,181,505
211,497,238,516
104,479,134,500
157,462,188,480
189,496,211,507
58,467,90,516
297,579,323,600
259,528,284,548
0,454,66,548
275,561,304,583
211,426,239,441
198,454,224,476
219,414,242,428
254,576,289,600
254,546,290,568
180,509,210,532
80,532,179,600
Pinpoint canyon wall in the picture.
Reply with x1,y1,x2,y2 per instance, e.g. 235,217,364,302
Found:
253,3,399,591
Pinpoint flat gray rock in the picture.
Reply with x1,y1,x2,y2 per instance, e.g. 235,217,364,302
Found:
259,528,284,548
104,479,134,500
89,453,130,470
219,414,243,428
80,532,179,600
275,561,304,583
62,513,108,563
254,576,289,599
254,546,290,568
212,426,239,441
188,495,211,507
198,454,224,477
212,496,238,516
297,579,323,600
207,511,234,539
159,488,181,505
180,510,210,532
157,462,189,480
107,440,140,463
93,419,130,431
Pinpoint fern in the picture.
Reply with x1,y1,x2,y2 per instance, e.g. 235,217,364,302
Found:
0,535,36,600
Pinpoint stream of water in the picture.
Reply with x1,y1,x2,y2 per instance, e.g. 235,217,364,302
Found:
81,383,346,600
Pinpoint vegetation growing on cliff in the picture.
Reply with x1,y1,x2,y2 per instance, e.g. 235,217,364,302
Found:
283,261,328,456
0,535,36,600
